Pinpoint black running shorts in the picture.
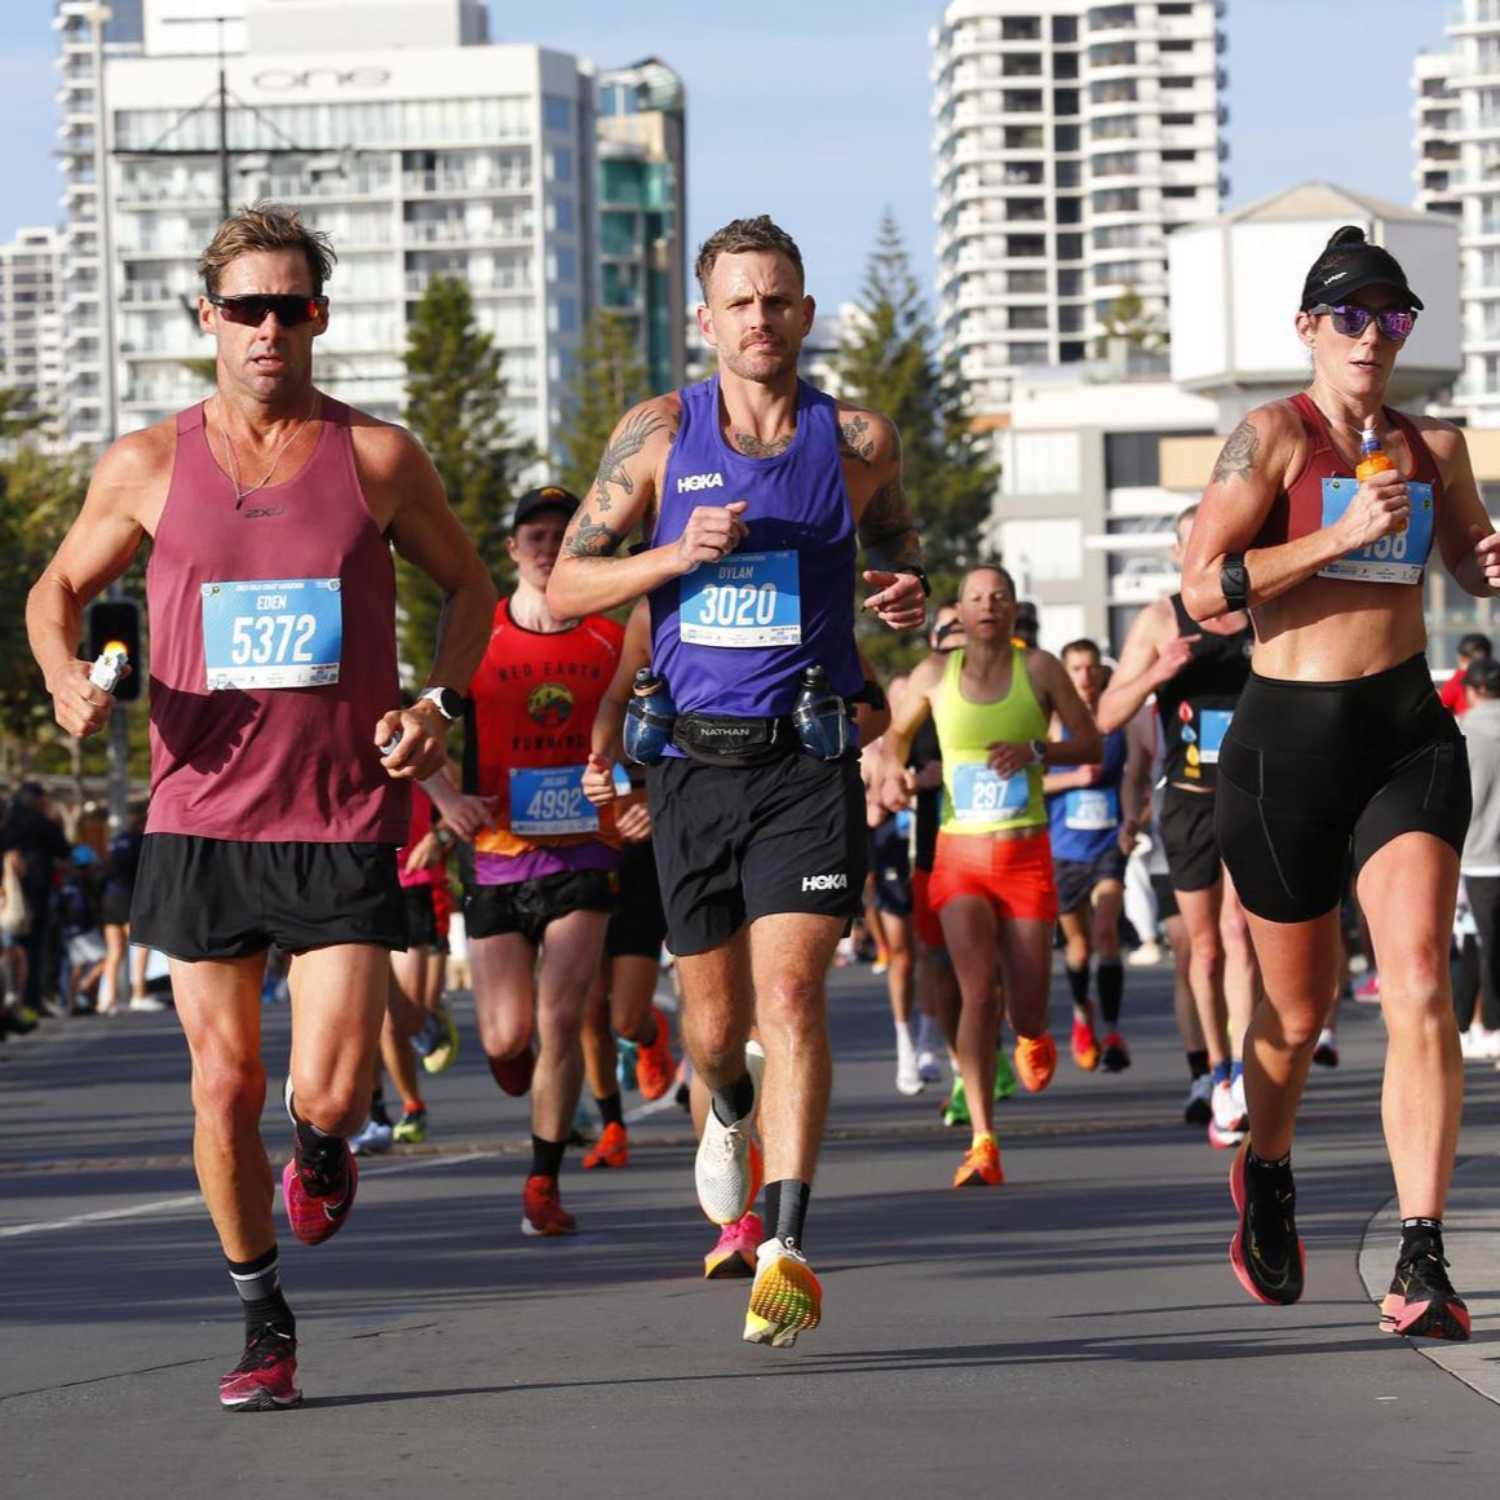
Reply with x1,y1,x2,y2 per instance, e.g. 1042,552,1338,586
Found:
402,885,439,949
1055,846,1127,916
130,834,407,961
1159,784,1222,893
464,868,617,949
646,752,868,956
1150,873,1180,921
869,816,913,919
606,840,669,961
1216,654,1472,925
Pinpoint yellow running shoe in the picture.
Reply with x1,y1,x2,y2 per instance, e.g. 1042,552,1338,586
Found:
743,1237,822,1348
421,1003,460,1075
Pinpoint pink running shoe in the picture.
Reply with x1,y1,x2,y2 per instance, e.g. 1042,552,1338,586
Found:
218,1324,301,1411
704,1210,764,1280
1353,974,1381,1004
281,1148,358,1247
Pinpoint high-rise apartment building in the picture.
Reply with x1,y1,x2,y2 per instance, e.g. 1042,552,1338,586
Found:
0,227,67,443
930,0,1228,414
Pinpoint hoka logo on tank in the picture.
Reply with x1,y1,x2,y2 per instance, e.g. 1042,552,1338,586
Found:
677,472,725,493
526,682,574,728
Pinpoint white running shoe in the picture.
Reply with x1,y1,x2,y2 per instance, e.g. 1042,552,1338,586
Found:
895,1048,923,1097
916,1049,944,1085
1128,942,1162,968
129,994,168,1012
1230,1070,1248,1125
695,1040,765,1225
1183,1073,1213,1125
349,1117,394,1156
1207,1078,1246,1149
1471,1026,1500,1061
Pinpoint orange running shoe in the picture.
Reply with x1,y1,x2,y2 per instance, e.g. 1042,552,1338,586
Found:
521,1174,577,1237
744,1238,822,1347
582,1121,629,1170
634,1007,676,1102
953,1133,1004,1188
704,1210,764,1279
1014,1033,1057,1093
1071,1009,1100,1072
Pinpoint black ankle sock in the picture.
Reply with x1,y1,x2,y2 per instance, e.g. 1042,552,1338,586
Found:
293,1117,345,1181
1187,1049,1210,1080
1065,962,1090,1008
1401,1216,1443,1257
596,1091,624,1129
369,1086,392,1128
228,1246,294,1334
765,1179,810,1248
530,1134,567,1180
1097,959,1124,1027
630,1012,659,1047
1246,1148,1291,1173
711,1070,755,1127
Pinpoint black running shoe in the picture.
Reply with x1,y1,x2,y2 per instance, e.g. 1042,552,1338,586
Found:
1228,1142,1305,1306
1380,1244,1471,1341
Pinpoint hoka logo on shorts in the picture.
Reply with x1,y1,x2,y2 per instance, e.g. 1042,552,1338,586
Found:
677,472,725,493
802,873,848,892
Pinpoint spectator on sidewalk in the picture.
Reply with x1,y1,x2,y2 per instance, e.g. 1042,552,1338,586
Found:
1459,655,1500,1060
1441,632,1491,718
0,784,71,1016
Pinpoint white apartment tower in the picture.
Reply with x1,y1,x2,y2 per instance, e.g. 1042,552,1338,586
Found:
931,0,1228,414
0,228,67,443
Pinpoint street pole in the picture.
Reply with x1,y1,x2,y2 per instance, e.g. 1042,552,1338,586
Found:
218,17,230,219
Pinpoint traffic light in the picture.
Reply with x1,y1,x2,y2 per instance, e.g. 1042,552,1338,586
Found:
86,599,143,702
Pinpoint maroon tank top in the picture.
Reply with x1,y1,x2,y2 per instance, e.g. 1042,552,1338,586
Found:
1251,392,1443,550
144,397,409,843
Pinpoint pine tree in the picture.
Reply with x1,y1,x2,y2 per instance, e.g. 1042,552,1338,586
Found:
556,310,652,500
1093,288,1169,356
400,275,527,683
835,211,997,669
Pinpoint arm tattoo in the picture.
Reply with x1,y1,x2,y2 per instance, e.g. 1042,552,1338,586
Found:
859,475,923,569
839,416,875,463
592,408,667,513
730,430,794,458
564,510,624,559
1211,420,1259,486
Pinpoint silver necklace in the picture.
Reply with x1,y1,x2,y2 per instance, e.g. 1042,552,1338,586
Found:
1307,393,1385,441
214,393,318,508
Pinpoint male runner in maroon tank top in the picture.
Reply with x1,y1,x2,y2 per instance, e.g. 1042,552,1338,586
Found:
24,205,495,1412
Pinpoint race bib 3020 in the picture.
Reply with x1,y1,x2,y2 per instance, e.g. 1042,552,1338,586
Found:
679,550,801,647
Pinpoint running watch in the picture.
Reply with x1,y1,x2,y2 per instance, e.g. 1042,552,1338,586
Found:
1029,738,1048,766
416,686,464,722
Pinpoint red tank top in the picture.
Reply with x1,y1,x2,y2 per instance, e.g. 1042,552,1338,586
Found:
1252,393,1443,559
466,598,624,857
144,398,408,843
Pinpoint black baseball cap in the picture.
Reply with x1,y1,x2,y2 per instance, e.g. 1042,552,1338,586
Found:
511,485,580,529
1465,657,1500,697
1300,226,1424,312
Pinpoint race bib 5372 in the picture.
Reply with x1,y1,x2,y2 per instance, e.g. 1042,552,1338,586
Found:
201,578,342,690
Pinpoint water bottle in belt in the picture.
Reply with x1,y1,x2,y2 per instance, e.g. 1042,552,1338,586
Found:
792,665,848,761
624,668,677,765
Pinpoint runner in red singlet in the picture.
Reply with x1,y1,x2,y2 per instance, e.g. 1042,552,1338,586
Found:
24,206,495,1412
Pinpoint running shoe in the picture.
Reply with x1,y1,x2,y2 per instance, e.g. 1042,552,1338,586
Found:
281,1148,358,1247
743,1237,822,1348
1014,1033,1057,1093
583,1121,629,1170
616,1037,639,1092
521,1174,578,1237
490,1045,535,1097
1353,973,1381,1004
1230,1071,1249,1126
1183,1074,1213,1126
1207,1079,1246,1149
349,1115,394,1156
1101,1032,1131,1073
916,1048,944,1085
634,1007,676,1102
1379,1243,1471,1341
218,1323,301,1412
1127,941,1162,967
128,994,168,1013
1228,1142,1304,1306
895,1044,924,1097
392,1108,427,1145
1071,1008,1101,1072
993,1047,1018,1100
952,1133,1004,1188
694,1043,765,1225
704,1211,764,1280
1311,1028,1339,1068
941,1077,970,1128
421,1004,460,1075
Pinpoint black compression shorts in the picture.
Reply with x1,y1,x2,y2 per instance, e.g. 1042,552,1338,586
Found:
1159,784,1222,893
464,869,617,949
401,885,439,949
1216,654,1471,924
607,839,669,960
130,834,407,961
646,753,868,957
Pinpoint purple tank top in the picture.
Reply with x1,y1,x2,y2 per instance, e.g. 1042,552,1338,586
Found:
650,376,862,721
144,398,409,843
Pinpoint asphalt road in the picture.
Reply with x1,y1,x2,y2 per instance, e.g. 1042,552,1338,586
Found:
3,960,1499,1498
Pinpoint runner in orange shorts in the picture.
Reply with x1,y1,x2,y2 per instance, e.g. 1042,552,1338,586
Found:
881,565,1100,1188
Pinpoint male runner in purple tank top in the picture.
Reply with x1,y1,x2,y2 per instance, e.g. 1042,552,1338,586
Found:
547,215,926,1348
25,205,495,1411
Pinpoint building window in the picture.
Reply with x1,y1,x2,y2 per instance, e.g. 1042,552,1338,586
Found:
1055,124,1081,151
1105,431,1160,488
542,95,573,132
548,146,573,183
1000,517,1084,578
555,295,578,334
1057,233,1084,261
1054,89,1081,116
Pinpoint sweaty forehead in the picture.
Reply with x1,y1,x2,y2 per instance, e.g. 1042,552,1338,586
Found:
217,249,315,296
712,251,802,301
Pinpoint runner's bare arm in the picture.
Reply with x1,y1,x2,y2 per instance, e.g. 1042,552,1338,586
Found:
26,429,165,737
1096,597,1174,733
588,601,651,777
1425,422,1500,595
1118,705,1154,848
845,410,927,631
1029,653,1101,766
1181,402,1388,619
854,647,891,743
878,651,943,808
547,396,732,617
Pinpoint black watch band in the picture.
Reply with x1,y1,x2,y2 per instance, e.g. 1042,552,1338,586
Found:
895,566,932,597
1220,553,1250,612
419,686,465,722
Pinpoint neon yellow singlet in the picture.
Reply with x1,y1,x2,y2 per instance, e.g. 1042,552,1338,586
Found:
933,644,1049,835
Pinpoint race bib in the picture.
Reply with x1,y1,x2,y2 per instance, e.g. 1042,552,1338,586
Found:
951,763,1030,822
1064,787,1119,831
1317,478,1434,585
201,578,341,690
679,551,801,647
508,766,599,837
1198,709,1232,766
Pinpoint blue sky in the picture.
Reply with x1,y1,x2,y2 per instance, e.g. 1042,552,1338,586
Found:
0,0,1449,312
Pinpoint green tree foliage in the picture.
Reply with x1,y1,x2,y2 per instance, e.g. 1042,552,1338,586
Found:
1093,288,1169,356
399,275,528,683
834,211,998,670
555,309,651,501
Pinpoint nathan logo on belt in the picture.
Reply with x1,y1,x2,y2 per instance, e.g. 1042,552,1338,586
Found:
200,577,342,691
677,472,725,493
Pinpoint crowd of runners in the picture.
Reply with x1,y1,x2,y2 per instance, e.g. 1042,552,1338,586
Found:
16,204,1500,1408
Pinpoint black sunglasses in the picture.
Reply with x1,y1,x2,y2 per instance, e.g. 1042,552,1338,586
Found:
207,292,328,327
1307,303,1416,341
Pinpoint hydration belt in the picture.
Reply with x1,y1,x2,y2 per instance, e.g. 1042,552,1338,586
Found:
672,712,798,767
